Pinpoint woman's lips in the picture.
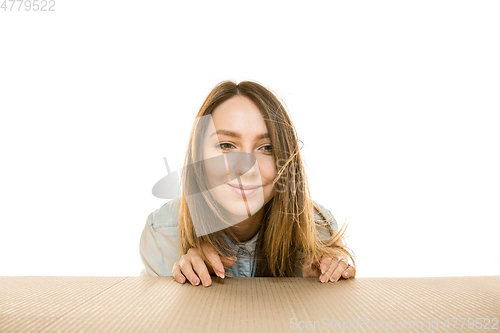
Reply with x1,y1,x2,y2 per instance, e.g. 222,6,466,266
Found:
228,184,261,197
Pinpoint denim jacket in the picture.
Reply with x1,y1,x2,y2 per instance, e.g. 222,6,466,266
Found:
139,199,338,277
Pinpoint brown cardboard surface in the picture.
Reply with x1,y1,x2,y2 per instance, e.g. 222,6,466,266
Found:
0,276,498,332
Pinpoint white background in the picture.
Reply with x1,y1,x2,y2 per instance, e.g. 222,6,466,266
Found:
1,0,499,277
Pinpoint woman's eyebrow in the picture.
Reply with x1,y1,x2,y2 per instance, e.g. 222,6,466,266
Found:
210,129,269,139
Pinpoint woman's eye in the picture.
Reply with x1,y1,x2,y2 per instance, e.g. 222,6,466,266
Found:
261,145,273,153
216,143,272,153
216,143,234,151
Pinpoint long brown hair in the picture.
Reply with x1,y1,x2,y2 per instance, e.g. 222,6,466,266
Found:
178,80,355,277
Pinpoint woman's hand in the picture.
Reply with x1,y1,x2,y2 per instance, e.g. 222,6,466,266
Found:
172,244,237,287
302,255,356,283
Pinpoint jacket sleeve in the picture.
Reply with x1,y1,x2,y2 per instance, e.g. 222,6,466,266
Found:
139,209,182,276
294,202,339,277
139,213,161,276
314,202,338,240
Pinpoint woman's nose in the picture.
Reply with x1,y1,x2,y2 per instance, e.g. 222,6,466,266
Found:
226,152,258,179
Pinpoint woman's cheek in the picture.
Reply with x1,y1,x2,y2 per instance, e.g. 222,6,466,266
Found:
203,153,230,187
258,157,275,179
259,161,276,199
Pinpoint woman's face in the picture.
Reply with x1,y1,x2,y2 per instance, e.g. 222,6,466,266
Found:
203,95,276,223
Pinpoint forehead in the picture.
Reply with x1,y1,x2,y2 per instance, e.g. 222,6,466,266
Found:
211,96,267,130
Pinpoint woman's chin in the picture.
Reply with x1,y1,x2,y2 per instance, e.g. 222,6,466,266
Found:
208,187,265,220
220,200,261,219
219,197,264,220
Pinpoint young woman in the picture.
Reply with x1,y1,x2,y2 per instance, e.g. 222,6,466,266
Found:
139,80,356,287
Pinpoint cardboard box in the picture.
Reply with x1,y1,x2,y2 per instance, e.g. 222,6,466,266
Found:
0,276,498,332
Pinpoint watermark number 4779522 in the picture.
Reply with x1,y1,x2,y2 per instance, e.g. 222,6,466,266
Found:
1,0,55,11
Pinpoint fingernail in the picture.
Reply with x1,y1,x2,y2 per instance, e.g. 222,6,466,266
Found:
193,278,199,286
344,271,349,278
320,275,327,283
331,274,339,282
321,265,327,274
202,278,210,287
219,272,225,279
178,276,184,283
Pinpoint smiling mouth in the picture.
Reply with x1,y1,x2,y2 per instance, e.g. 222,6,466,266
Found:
228,184,261,190
227,184,261,197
